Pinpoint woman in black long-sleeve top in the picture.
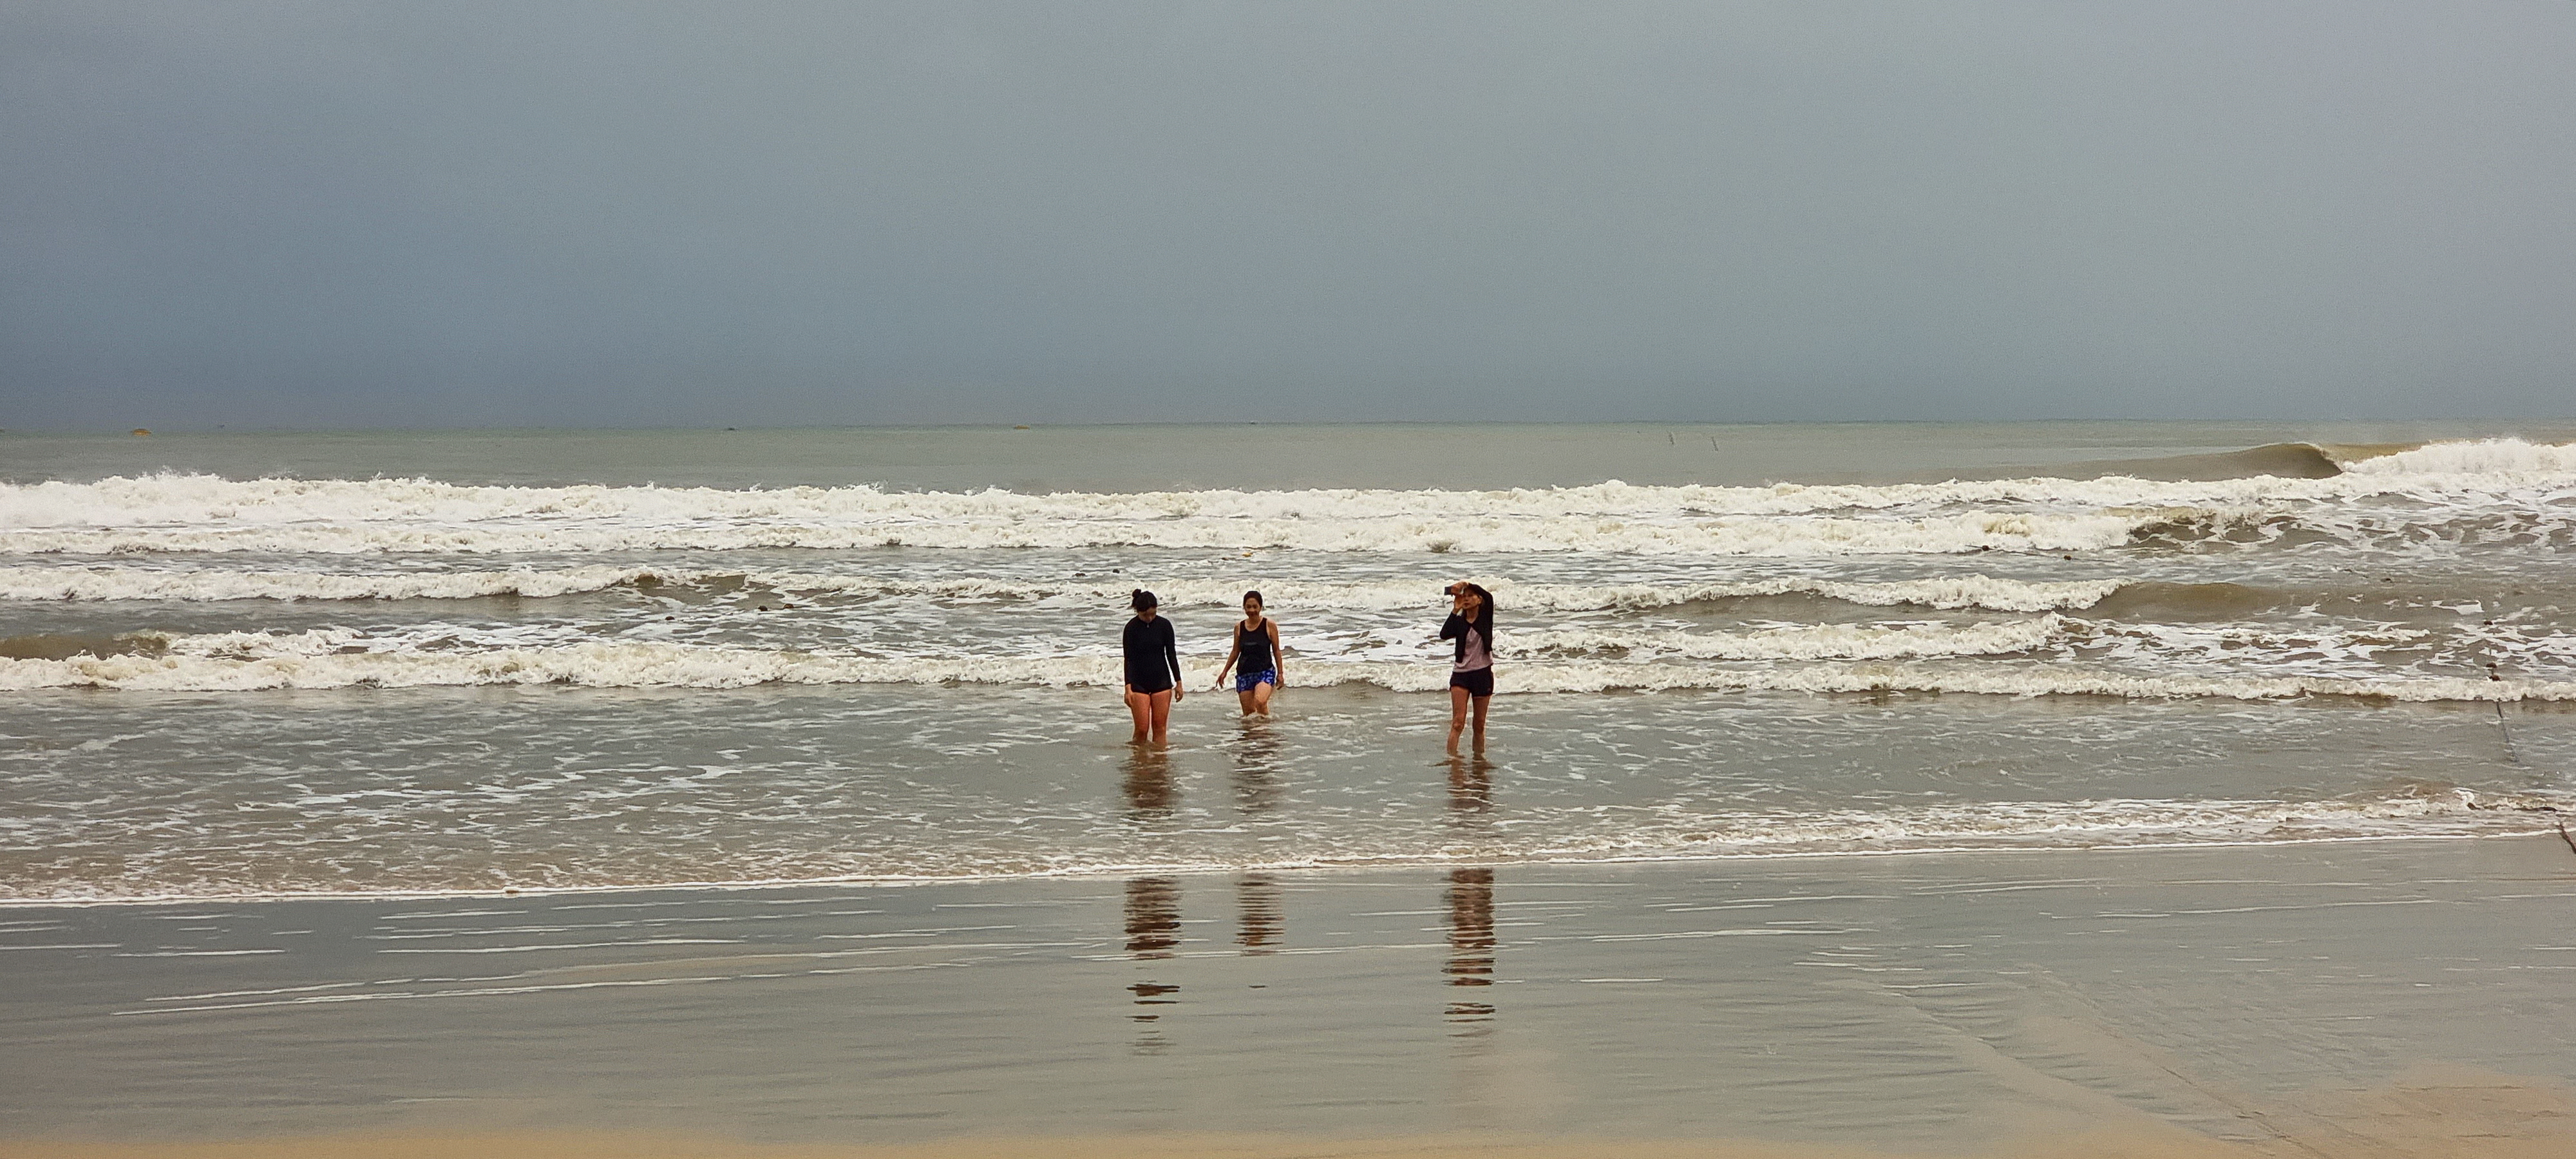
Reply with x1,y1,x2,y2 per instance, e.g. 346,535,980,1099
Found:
1122,589,1184,745
1439,581,1495,753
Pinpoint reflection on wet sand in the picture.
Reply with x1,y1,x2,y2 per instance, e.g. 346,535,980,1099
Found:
1443,868,1495,1027
1236,874,1282,954
1124,876,1182,1053
1124,877,1182,959
1119,748,1183,1051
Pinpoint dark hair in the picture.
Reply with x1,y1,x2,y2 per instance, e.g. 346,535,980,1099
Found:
1242,590,1264,607
1131,589,1158,612
1457,582,1495,636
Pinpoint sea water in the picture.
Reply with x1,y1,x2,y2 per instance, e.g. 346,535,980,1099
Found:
5,421,2574,903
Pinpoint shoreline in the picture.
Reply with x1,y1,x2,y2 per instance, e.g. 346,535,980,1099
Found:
7,826,2569,911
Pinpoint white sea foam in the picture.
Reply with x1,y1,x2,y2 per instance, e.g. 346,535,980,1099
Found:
746,572,2130,614
2343,437,2576,476
0,565,660,602
4,440,2569,556
1580,789,2559,855
12,634,2572,701
3,783,2559,906
0,563,2125,614
1514,617,2060,661
0,502,2159,556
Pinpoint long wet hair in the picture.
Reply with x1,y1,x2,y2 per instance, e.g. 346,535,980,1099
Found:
1131,589,1158,612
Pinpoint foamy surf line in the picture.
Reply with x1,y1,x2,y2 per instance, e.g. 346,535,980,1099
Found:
6,791,2563,907
0,509,2163,556
2,438,2570,555
11,637,2574,701
0,565,2125,613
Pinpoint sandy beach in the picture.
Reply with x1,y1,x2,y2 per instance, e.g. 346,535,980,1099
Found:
8,836,2575,1158
14,0,2576,1151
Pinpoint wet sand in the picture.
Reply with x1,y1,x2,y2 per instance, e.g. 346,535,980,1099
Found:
7,838,2576,1158
11,1107,2576,1159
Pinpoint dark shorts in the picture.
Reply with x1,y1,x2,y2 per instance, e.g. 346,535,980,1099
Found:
1235,668,1277,693
1127,676,1174,695
1449,667,1493,698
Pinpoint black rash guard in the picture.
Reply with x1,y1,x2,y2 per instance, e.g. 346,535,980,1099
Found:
1123,616,1180,693
1440,611,1494,672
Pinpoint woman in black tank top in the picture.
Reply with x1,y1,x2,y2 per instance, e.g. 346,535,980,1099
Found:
1213,590,1285,717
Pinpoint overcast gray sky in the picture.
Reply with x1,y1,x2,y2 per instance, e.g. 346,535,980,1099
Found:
3,1,2571,430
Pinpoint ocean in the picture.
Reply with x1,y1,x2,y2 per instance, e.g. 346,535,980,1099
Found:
5,420,2575,905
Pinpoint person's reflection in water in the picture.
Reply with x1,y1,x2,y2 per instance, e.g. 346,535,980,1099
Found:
1443,867,1496,1030
1124,876,1182,1053
1236,874,1283,954
1230,721,1285,815
1122,744,1176,821
1446,753,1494,821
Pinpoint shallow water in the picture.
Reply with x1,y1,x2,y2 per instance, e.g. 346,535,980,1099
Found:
5,421,2575,902
1,684,2568,902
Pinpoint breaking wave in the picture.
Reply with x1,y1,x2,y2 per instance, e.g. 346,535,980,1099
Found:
0,505,2158,557
2041,442,2356,482
10,632,2571,701
1513,618,2059,661
2344,437,2576,476
0,564,662,602
1,438,2568,557
0,565,2126,614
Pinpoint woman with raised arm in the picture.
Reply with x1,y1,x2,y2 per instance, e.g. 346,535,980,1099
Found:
1122,589,1183,745
1439,581,1495,753
1213,590,1285,716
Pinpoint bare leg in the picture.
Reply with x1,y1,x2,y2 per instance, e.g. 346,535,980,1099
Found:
1238,686,1257,715
1470,694,1491,751
1126,690,1153,743
1448,685,1470,753
1148,689,1174,746
1250,681,1274,715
